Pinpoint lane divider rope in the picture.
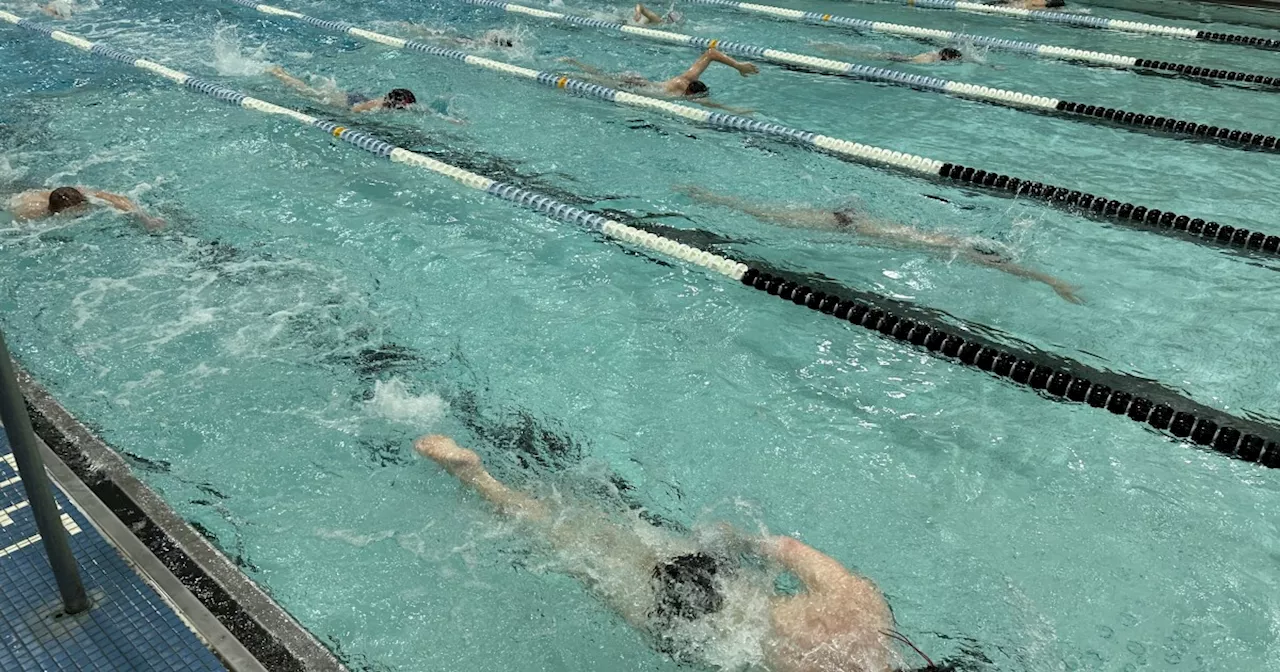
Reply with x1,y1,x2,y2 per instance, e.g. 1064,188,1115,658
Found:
7,10,1277,468
678,0,1280,89
0,12,748,282
226,0,1280,259
892,0,1280,51
459,0,1279,152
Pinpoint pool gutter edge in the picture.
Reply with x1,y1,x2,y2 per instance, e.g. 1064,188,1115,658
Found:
15,366,346,672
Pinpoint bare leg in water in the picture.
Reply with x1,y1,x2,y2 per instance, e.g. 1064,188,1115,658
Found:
415,434,548,520
677,186,1082,304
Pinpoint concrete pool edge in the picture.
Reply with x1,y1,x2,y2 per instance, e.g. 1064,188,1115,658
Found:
15,366,347,672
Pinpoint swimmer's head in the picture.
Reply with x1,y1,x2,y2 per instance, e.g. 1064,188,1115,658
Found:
384,88,417,109
939,47,963,62
48,186,87,214
481,30,516,48
684,80,710,98
652,553,725,622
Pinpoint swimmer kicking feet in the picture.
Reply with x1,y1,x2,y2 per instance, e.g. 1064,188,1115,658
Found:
559,48,759,114
268,66,417,113
678,186,1082,304
416,434,953,672
5,186,165,231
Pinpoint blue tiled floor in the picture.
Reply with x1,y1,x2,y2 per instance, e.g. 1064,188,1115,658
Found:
0,430,227,671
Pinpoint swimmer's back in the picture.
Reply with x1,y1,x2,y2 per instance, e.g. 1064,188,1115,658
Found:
7,190,51,220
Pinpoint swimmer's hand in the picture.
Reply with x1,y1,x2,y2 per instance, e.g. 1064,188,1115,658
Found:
735,62,760,77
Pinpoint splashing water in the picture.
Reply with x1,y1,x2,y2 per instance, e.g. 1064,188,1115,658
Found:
210,23,272,77
364,378,448,429
0,156,29,186
955,41,990,65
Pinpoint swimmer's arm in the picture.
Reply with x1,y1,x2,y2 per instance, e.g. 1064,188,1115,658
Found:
558,58,607,77
759,536,861,594
690,98,755,115
350,99,384,113
678,48,759,83
268,66,312,92
634,3,665,23
971,256,1083,304
909,52,941,64
90,190,165,231
42,3,67,18
429,109,468,125
268,66,337,105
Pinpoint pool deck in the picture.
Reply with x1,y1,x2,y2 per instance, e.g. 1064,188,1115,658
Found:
0,368,346,671
8,369,347,672
0,427,236,670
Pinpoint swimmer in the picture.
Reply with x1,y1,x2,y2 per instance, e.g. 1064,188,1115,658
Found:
813,43,966,64
558,48,759,113
416,434,952,672
5,186,165,231
989,0,1065,8
268,66,417,113
394,23,520,50
41,1,75,19
632,3,683,25
677,186,1082,304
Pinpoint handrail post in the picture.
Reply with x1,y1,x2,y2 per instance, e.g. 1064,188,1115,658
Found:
0,327,89,614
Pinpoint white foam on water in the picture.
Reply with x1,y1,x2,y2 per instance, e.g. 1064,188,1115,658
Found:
211,23,272,77
316,528,397,547
44,148,142,186
955,40,990,65
364,378,447,429
0,156,28,185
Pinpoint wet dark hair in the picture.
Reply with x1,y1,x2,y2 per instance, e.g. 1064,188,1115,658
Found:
939,47,963,62
384,88,417,109
499,38,515,47
1045,0,1065,7
684,80,710,97
652,553,724,622
48,186,87,214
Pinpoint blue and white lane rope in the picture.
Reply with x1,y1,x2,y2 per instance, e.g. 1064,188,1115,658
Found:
7,14,1278,469
678,0,1280,89
459,0,1280,152
0,11,747,281
223,0,1280,259
895,0,1280,51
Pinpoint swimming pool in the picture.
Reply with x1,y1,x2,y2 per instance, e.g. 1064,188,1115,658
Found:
2,0,1279,668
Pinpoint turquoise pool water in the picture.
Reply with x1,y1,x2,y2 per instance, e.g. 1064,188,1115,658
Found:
2,0,1279,669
